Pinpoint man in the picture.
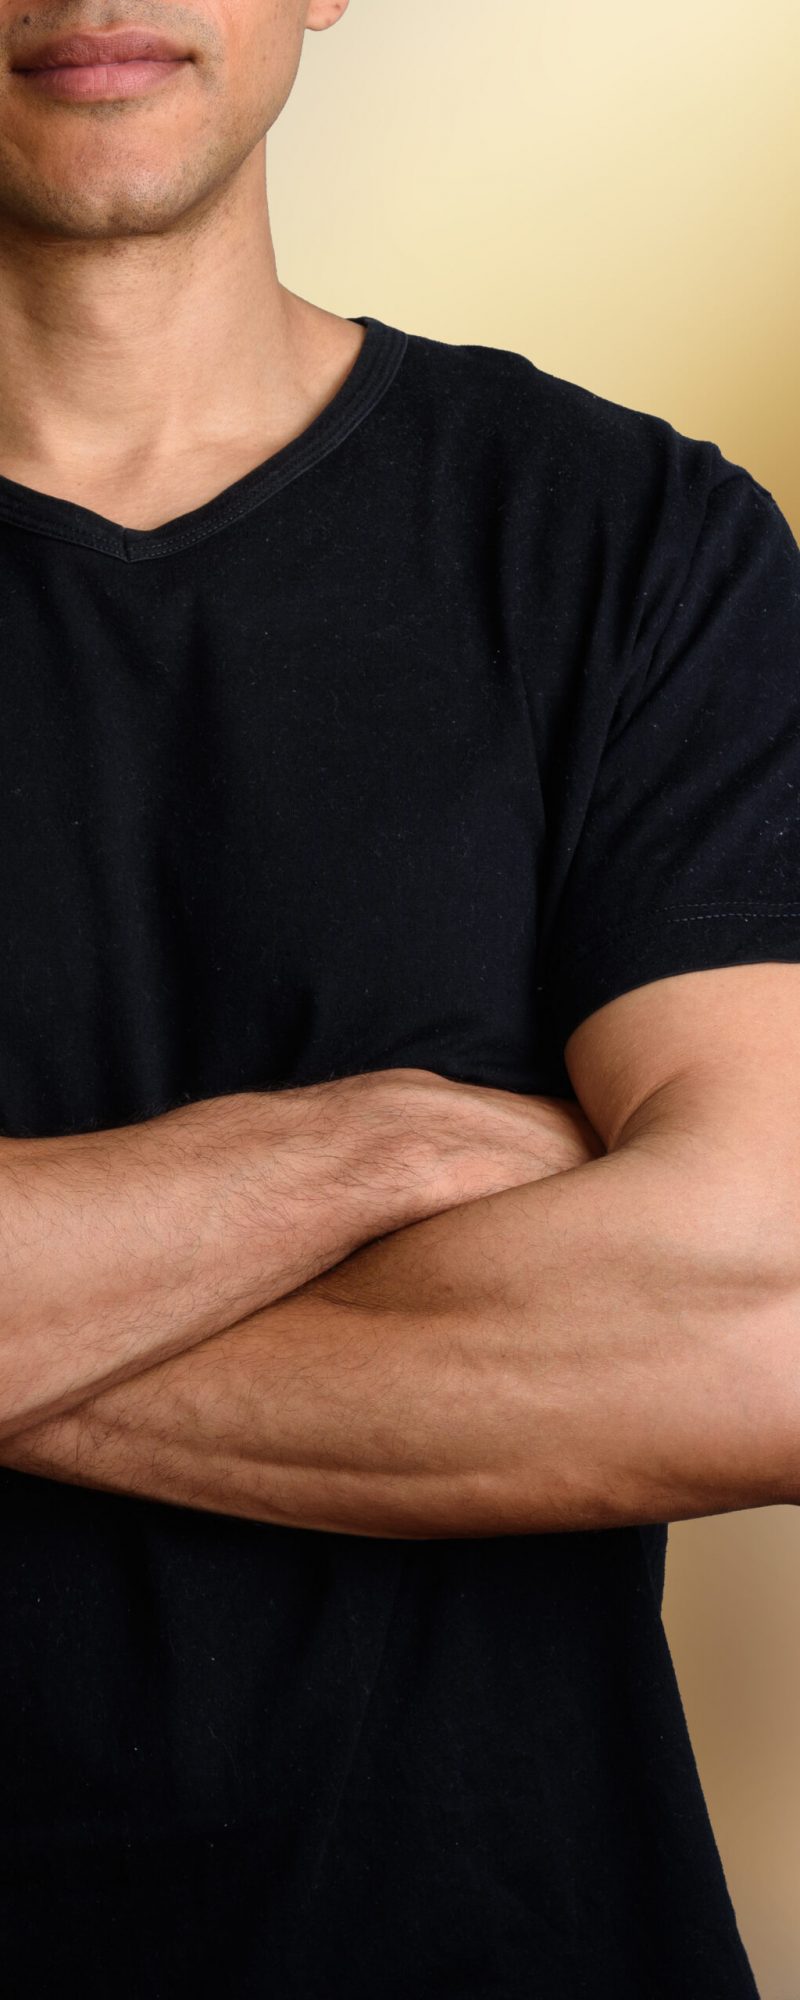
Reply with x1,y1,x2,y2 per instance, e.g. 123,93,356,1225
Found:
0,3,798,1994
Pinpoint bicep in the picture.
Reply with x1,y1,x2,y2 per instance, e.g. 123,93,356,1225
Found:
564,961,800,1148
563,961,800,1287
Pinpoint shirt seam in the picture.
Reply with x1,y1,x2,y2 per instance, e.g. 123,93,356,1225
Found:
0,320,409,564
551,900,800,975
606,467,763,757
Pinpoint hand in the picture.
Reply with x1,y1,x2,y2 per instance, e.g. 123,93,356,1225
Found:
368,1067,605,1220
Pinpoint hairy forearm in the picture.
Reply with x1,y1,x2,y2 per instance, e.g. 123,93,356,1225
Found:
0,1068,595,1439
3,1129,797,1535
0,1076,408,1438
1,1067,513,1440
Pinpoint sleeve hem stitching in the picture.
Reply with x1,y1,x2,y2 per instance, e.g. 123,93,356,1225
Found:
550,902,800,975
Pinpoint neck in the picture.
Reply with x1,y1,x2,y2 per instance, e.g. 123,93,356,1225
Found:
0,149,320,477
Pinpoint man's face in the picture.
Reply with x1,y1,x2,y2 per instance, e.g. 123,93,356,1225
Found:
0,1,326,243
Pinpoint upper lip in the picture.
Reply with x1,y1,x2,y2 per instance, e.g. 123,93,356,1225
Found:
12,29,192,70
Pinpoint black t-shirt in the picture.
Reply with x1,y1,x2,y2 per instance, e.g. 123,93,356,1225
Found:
1,313,799,1999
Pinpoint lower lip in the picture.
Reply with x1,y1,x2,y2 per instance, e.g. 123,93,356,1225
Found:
14,58,189,102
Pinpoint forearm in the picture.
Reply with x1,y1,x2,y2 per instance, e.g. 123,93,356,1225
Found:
0,1071,429,1439
4,1134,797,1534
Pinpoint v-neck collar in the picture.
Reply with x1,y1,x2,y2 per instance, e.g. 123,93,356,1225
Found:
0,314,409,564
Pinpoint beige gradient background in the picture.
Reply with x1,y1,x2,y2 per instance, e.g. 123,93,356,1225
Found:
269,3,800,1995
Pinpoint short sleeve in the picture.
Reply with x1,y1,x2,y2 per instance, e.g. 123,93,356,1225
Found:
542,470,800,1053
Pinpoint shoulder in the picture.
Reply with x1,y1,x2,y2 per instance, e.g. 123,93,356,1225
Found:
401,322,748,532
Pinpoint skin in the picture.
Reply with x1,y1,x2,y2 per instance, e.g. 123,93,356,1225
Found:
0,0,361,528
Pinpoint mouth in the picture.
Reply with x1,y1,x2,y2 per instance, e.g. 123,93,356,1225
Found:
11,33,194,107
12,56,191,103
12,29,192,71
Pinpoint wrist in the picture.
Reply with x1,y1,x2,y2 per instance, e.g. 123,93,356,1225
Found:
229,1072,433,1303
312,1069,434,1244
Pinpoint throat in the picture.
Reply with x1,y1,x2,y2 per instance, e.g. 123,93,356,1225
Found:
0,438,289,532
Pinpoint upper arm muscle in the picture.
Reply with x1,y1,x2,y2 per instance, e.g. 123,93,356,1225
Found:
563,961,800,1155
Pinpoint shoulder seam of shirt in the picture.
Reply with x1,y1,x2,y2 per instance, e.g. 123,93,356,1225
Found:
618,465,765,733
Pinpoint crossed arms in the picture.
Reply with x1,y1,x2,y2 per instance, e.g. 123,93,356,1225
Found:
2,964,799,1535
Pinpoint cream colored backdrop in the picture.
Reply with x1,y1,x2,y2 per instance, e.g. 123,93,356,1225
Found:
269,4,800,1994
